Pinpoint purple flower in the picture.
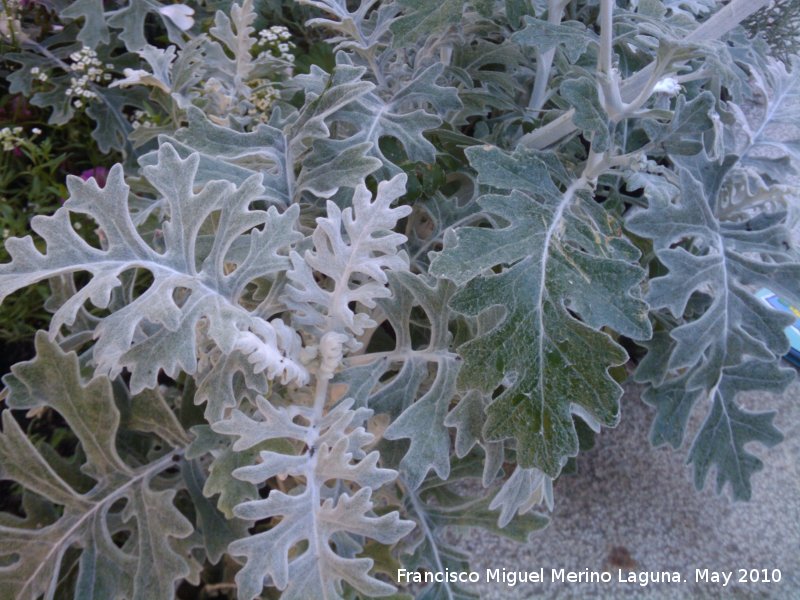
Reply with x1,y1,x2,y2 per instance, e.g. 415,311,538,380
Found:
80,166,109,188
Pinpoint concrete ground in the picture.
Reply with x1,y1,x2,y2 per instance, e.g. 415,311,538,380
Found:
451,377,800,598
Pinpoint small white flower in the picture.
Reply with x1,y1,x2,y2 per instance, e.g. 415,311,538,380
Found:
31,127,42,135
31,66,40,74
159,4,195,31
653,77,682,96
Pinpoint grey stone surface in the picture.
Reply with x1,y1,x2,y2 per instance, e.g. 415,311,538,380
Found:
450,377,800,599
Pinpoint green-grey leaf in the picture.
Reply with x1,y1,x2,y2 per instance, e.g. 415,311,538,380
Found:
0,144,308,395
431,146,650,476
390,0,462,47
381,272,461,489
0,333,193,600
627,159,799,499
642,91,716,155
511,17,595,63
61,0,110,48
560,77,611,151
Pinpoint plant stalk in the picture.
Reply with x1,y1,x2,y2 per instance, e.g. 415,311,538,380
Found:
517,0,772,149
528,0,570,112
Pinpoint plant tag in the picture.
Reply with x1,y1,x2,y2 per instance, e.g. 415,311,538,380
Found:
756,288,800,365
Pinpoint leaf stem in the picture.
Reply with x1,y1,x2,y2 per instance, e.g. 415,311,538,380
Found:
528,0,570,113
518,0,772,149
20,450,184,598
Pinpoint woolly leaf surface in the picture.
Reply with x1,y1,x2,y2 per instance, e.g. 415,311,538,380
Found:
0,143,307,396
628,158,799,499
0,333,193,600
431,146,650,477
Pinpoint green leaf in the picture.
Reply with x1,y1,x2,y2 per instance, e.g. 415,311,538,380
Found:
185,425,261,519
0,144,308,395
382,272,461,489
722,58,800,216
399,456,548,599
61,0,190,52
297,55,461,172
511,17,595,63
0,333,193,600
84,85,149,155
391,0,462,48
627,159,799,499
61,0,110,48
181,459,249,563
431,146,650,477
106,0,153,51
641,91,716,155
125,387,190,449
214,398,414,600
560,77,611,151
689,363,786,497
145,106,296,204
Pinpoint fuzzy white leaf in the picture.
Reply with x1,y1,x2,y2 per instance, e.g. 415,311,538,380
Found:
214,398,414,599
285,173,412,347
0,144,308,394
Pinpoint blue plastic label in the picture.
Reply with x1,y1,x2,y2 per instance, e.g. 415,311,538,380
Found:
756,288,800,364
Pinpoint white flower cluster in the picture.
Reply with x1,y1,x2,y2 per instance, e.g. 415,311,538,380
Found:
255,25,295,63
0,126,40,151
0,126,24,152
130,109,156,130
29,66,49,83
66,47,113,109
246,82,278,120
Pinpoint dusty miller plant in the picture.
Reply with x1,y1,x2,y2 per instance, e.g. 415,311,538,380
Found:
0,0,798,597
